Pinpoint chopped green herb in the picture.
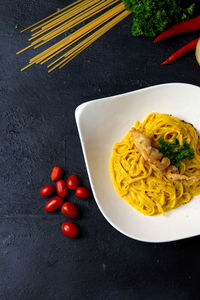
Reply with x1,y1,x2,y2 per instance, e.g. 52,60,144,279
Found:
158,138,194,167
122,0,195,37
15,24,19,29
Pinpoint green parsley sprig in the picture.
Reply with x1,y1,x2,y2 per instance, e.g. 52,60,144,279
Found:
158,137,194,167
122,0,195,37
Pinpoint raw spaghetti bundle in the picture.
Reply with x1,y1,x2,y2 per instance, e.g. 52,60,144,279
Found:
17,0,132,72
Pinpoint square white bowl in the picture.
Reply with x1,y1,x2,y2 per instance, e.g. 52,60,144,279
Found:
75,83,200,243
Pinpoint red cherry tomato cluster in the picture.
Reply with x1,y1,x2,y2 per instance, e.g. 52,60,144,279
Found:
40,166,90,238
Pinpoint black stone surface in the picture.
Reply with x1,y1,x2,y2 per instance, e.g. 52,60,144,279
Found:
1,1,200,299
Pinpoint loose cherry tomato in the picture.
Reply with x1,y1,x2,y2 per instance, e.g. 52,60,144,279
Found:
62,222,78,238
61,202,79,218
56,180,68,198
75,187,90,199
51,166,62,181
40,185,54,197
66,175,79,190
45,196,63,212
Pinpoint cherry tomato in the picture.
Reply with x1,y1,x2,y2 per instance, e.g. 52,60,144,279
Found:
66,175,79,190
61,202,79,218
75,187,90,199
51,166,62,181
56,180,68,198
45,196,63,212
62,222,78,238
40,185,54,197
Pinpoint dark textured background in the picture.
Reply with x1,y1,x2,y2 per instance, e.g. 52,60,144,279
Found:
1,1,200,299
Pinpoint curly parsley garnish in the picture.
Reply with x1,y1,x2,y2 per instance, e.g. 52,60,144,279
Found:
158,138,194,167
122,0,195,37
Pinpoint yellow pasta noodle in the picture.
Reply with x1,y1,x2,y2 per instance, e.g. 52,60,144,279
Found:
18,0,131,72
110,113,200,216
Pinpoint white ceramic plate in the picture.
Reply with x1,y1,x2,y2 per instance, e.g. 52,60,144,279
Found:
75,83,200,243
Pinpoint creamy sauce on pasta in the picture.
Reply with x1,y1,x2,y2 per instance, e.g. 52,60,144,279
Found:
110,113,200,215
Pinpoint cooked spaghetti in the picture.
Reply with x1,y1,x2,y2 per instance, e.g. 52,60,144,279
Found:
110,113,200,215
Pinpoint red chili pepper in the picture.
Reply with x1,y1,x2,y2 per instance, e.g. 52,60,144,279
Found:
154,16,200,43
161,38,200,65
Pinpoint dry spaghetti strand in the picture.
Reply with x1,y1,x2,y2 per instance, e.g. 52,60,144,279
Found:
18,0,132,71
32,0,120,48
39,0,120,65
21,0,83,33
30,3,125,66
30,0,109,37
49,10,132,72
17,0,115,54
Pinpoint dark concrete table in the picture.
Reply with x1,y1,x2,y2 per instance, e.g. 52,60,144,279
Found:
1,1,200,299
